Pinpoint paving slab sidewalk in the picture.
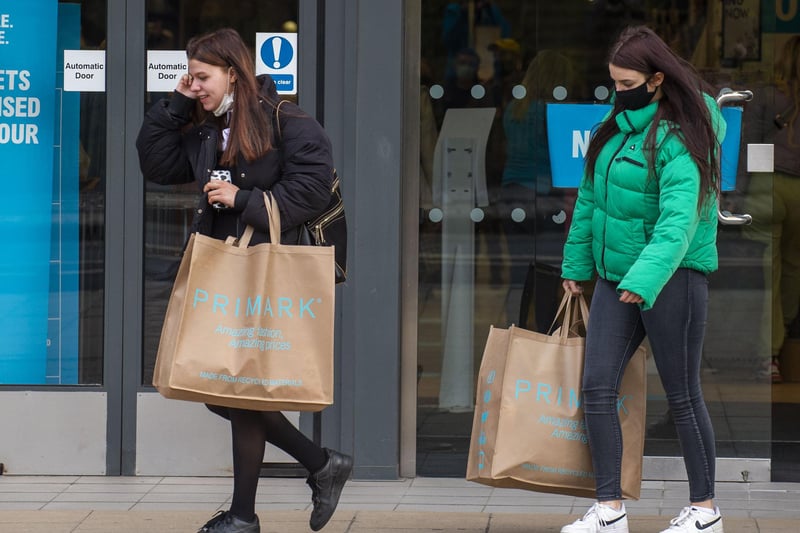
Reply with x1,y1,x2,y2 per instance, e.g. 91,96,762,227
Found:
0,510,797,533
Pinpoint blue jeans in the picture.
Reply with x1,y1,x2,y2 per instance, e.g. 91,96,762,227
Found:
583,269,716,502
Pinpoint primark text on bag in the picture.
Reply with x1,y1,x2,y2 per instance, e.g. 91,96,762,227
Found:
153,193,336,411
466,293,647,499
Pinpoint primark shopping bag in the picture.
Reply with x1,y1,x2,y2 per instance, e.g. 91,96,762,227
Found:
153,193,335,411
466,293,647,499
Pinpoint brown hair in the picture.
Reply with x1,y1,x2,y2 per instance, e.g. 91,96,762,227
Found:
510,49,574,121
186,28,272,165
775,36,800,146
584,26,721,210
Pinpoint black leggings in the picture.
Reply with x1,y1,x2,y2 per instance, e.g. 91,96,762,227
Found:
207,405,327,521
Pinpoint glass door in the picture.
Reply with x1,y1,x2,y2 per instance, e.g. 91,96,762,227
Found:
137,0,304,476
416,0,798,480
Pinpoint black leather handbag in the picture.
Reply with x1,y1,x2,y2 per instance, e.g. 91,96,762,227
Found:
297,170,348,283
274,100,348,283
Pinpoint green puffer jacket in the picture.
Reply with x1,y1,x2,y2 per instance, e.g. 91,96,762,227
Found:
562,94,726,310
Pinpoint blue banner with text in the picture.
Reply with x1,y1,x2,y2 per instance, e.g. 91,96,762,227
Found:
0,1,58,383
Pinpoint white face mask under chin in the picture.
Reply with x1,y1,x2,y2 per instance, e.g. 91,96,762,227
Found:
213,91,234,116
213,74,234,117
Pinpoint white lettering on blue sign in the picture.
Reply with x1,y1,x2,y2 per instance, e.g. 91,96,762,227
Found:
572,130,592,158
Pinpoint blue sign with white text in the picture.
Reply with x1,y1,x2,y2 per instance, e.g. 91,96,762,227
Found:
271,74,295,93
546,103,610,188
0,1,58,383
546,103,741,191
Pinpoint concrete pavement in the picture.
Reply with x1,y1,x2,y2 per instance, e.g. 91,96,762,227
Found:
0,476,798,532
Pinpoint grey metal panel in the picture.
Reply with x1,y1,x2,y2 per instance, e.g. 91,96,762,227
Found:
297,0,318,118
298,0,319,441
104,0,127,476
400,0,421,479
0,392,107,474
323,0,404,479
319,0,352,458
122,0,147,475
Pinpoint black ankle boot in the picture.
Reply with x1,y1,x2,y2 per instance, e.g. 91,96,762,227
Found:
197,510,260,533
307,447,353,531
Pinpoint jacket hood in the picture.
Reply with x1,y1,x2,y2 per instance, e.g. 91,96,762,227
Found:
256,74,281,104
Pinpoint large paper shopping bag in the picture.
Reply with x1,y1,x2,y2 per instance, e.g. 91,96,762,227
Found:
467,294,646,499
153,193,335,411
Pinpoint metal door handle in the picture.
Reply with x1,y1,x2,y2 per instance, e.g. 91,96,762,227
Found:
718,209,752,225
716,89,754,225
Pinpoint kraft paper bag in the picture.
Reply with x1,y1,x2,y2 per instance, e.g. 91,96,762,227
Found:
466,294,647,499
153,193,335,411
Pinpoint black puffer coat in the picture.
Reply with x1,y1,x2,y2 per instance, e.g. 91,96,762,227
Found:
136,75,334,245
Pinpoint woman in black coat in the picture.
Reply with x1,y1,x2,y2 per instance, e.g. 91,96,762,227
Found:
136,28,351,533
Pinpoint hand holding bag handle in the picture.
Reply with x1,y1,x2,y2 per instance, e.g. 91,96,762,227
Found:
227,192,282,248
548,292,590,339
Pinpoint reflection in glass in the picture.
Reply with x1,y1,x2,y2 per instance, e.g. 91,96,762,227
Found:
417,0,787,478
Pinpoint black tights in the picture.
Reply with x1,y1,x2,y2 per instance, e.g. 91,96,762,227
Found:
207,405,327,522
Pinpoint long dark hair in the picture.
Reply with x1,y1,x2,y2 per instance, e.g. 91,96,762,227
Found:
186,28,272,165
584,26,721,210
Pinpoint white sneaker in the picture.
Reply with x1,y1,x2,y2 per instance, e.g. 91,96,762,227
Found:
660,506,724,533
561,502,629,533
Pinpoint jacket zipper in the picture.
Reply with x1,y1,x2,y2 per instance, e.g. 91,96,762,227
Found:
309,201,344,245
601,133,631,277
307,174,343,245
619,156,644,167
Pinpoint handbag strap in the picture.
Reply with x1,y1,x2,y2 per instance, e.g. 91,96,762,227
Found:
274,99,289,141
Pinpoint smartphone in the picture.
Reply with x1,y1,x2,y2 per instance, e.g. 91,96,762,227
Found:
210,169,232,209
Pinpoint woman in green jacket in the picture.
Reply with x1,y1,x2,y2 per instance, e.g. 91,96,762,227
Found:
561,26,726,533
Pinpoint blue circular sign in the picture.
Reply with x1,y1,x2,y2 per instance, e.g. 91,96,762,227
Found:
260,36,293,70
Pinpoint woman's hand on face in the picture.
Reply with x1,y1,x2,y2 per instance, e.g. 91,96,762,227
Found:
562,279,583,296
619,290,643,304
203,179,240,208
176,74,196,99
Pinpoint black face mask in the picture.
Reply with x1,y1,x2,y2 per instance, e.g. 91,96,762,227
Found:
615,81,655,110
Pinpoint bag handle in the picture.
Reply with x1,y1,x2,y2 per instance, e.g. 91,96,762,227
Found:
263,192,281,241
235,226,255,248
548,292,590,339
227,193,281,249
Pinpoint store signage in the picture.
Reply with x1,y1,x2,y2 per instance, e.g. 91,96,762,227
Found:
546,103,610,188
63,50,105,92
546,103,741,191
255,33,297,95
147,50,188,92
0,0,58,383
